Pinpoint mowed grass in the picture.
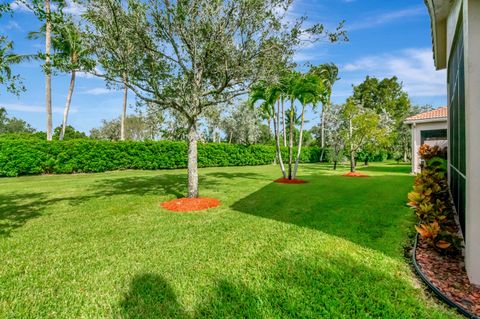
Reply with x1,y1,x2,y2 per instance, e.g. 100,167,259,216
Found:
0,162,460,318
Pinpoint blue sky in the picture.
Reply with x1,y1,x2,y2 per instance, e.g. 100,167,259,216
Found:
0,0,446,133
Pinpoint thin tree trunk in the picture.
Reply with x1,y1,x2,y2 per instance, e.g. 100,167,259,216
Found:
45,0,52,141
187,123,199,198
333,161,337,170
282,98,287,147
288,102,294,180
319,105,325,161
364,158,369,166
350,151,356,172
293,104,306,179
120,77,128,141
274,100,286,178
349,118,355,172
59,71,76,141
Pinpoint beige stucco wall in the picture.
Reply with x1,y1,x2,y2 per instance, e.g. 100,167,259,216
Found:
410,121,448,174
462,0,480,286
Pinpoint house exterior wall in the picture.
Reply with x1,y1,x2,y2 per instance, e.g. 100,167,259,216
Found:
462,0,480,285
443,0,480,285
410,121,448,174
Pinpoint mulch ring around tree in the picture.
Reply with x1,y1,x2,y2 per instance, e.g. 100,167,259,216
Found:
161,197,220,212
416,237,480,316
274,178,308,184
343,172,369,178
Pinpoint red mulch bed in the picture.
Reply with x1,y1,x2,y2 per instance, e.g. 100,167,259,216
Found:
161,197,220,212
416,237,480,315
274,178,307,184
343,172,369,178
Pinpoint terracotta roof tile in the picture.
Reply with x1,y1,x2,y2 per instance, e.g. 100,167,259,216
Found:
405,106,448,122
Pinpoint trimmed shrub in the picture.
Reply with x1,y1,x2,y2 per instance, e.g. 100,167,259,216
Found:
0,139,323,177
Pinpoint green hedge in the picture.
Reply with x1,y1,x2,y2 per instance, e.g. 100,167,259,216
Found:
0,139,322,177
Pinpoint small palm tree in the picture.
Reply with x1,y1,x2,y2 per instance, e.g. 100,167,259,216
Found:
249,82,287,178
291,72,323,179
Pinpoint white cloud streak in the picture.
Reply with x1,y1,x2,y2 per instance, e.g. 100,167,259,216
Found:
347,6,426,31
342,48,446,97
2,103,77,114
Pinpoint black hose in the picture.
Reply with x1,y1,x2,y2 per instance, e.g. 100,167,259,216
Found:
412,233,479,319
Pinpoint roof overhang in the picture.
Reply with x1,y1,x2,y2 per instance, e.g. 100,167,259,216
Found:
405,117,448,125
424,0,453,70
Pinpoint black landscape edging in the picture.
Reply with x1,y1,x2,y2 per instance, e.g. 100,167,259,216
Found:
413,234,479,319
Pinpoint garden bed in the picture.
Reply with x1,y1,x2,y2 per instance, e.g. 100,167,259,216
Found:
161,197,220,212
343,172,369,178
414,234,480,317
274,178,307,184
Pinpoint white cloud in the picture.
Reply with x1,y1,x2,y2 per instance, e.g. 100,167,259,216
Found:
81,87,114,95
5,21,22,31
2,103,77,114
347,6,426,31
342,48,446,97
10,1,30,12
11,0,84,15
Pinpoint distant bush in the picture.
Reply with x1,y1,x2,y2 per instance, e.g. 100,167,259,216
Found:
0,139,323,177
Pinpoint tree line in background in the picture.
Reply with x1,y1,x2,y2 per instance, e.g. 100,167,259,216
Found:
0,0,433,197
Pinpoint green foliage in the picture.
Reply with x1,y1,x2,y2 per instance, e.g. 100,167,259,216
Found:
0,140,322,177
0,108,35,134
53,125,87,140
407,151,461,253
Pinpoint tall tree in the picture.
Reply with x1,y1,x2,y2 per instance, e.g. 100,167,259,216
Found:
309,63,338,161
292,72,321,179
29,20,94,140
22,0,67,140
85,0,345,198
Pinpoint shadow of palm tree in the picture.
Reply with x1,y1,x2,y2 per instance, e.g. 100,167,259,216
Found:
120,274,187,319
118,253,453,318
230,174,414,257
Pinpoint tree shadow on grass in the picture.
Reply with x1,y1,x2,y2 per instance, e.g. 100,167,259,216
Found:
204,171,266,181
0,173,224,236
0,192,46,237
231,174,414,258
118,254,453,318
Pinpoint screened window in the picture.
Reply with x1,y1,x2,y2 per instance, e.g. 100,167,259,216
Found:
447,18,466,237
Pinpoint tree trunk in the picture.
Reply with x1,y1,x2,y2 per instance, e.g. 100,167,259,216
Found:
59,71,76,141
350,151,356,173
319,105,325,161
364,158,369,166
45,0,52,141
292,104,306,179
349,118,355,173
120,78,128,141
282,97,286,147
274,100,286,178
333,161,337,170
288,102,294,180
187,123,199,198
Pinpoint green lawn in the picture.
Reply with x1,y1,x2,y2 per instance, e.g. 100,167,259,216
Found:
0,162,459,318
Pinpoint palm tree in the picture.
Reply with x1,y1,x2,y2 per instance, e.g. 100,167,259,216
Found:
45,0,53,141
0,36,26,96
30,20,93,140
53,22,92,140
309,63,339,161
249,82,287,178
292,73,322,179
